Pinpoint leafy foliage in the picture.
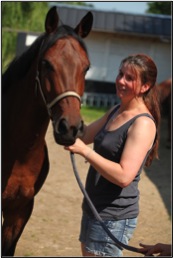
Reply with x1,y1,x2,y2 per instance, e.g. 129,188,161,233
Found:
146,2,171,15
2,2,49,72
2,2,49,30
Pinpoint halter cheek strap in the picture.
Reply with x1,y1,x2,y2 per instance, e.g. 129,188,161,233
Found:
35,72,81,117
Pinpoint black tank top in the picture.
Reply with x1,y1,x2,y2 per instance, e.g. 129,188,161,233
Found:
82,105,156,220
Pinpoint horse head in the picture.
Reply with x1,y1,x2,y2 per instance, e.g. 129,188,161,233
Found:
37,7,93,146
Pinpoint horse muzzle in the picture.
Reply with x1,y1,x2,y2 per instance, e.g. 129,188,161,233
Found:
52,117,84,146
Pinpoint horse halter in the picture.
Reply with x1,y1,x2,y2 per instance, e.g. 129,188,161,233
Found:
35,71,81,118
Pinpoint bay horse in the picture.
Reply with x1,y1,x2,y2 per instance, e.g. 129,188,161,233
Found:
2,6,93,256
157,78,172,147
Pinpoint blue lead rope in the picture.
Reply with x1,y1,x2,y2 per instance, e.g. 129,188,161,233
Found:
70,152,144,255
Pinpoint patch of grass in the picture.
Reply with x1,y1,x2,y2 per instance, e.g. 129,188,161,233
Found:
81,106,109,123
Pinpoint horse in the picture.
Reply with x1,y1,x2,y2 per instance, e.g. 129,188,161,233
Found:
156,78,171,147
2,6,93,256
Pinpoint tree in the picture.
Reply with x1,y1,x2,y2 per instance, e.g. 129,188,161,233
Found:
146,2,171,15
2,2,49,31
2,2,49,71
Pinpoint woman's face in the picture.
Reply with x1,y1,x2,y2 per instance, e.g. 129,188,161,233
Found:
115,63,142,100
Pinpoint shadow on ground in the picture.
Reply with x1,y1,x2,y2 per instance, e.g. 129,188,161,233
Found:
145,117,171,217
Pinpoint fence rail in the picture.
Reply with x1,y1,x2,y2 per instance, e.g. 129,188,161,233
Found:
82,93,119,108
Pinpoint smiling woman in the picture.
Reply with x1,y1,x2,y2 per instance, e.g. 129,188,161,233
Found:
64,53,161,257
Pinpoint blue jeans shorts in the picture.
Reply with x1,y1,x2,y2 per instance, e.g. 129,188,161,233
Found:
79,212,137,257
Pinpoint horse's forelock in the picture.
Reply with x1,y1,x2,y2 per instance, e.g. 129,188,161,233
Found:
40,24,88,56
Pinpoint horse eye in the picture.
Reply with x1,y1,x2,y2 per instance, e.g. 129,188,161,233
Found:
42,60,54,71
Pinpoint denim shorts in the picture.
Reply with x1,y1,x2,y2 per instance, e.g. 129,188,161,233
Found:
79,213,137,257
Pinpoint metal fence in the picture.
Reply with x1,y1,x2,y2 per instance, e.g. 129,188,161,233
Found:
82,93,119,108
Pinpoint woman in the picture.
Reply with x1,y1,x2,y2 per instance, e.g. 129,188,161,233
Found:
64,54,160,256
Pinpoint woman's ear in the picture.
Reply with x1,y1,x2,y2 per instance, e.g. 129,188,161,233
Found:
140,84,150,93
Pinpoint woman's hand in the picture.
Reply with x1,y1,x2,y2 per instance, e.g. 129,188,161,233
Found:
64,138,92,158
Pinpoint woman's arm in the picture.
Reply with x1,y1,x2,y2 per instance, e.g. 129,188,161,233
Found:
65,116,156,188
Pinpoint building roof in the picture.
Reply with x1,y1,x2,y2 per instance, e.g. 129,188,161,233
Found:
50,3,171,41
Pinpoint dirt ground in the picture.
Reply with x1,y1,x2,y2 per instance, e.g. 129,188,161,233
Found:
15,118,172,257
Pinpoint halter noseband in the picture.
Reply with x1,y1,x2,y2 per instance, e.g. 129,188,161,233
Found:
35,72,81,117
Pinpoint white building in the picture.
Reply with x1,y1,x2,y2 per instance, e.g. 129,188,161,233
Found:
17,4,171,107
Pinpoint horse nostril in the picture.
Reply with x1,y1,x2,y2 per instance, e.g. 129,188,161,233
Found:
78,120,84,133
54,118,84,139
72,126,78,137
58,118,69,134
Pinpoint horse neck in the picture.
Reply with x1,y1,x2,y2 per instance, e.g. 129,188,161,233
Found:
4,58,50,142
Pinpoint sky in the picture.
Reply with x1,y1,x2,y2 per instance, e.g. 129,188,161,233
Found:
84,1,148,14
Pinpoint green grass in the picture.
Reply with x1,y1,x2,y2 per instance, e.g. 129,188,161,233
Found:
81,106,109,123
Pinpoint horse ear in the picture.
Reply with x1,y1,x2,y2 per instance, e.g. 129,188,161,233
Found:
74,11,93,38
45,6,59,34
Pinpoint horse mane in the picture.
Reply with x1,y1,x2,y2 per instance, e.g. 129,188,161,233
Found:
2,25,88,93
